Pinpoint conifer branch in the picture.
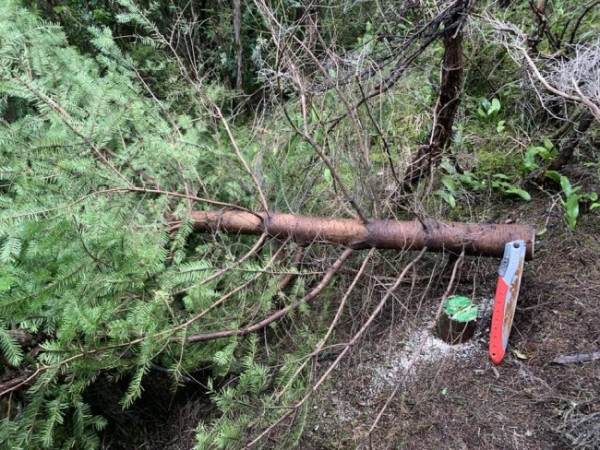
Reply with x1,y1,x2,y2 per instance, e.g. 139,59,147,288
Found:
19,80,134,187
177,247,354,343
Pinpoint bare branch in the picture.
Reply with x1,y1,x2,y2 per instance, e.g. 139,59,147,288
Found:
244,248,427,449
368,249,465,434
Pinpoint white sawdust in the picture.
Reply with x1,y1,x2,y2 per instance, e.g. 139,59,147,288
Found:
323,297,495,423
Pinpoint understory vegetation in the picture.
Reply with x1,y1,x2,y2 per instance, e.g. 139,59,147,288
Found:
1,0,598,448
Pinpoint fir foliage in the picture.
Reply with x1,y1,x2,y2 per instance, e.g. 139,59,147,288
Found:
0,1,296,447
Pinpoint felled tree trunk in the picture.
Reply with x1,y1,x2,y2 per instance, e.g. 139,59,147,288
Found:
189,210,535,260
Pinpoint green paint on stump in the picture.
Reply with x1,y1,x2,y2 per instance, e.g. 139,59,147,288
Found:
443,296,478,322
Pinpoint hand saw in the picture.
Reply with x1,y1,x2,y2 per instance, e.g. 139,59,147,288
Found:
489,240,526,365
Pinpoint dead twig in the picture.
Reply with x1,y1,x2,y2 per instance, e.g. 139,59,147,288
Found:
552,351,600,365
519,47,600,122
367,249,465,435
244,248,427,448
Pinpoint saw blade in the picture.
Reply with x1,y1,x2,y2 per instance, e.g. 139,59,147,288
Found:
489,240,526,365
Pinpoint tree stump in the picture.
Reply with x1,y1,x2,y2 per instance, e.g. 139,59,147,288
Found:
436,296,478,344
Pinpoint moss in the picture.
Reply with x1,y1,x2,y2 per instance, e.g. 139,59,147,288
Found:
475,147,521,177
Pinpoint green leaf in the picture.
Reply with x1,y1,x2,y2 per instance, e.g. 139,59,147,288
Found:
496,120,506,133
559,176,574,197
436,190,456,208
121,361,151,409
441,176,456,193
544,170,561,183
0,276,14,292
479,98,491,110
564,195,580,230
0,328,24,367
489,98,501,114
504,188,531,201
1,236,21,263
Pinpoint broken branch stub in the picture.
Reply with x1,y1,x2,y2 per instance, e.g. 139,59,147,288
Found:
189,211,535,260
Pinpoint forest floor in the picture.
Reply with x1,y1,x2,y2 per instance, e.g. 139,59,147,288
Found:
301,163,600,450
96,165,599,450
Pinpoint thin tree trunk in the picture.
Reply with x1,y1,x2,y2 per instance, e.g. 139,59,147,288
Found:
188,210,535,260
548,111,594,170
402,1,470,187
233,0,243,90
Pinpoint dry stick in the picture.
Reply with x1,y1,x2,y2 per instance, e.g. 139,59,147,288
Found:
96,187,252,217
264,0,386,217
4,185,248,222
276,245,305,292
210,103,270,213
74,217,112,268
571,78,600,123
274,249,376,402
520,47,600,122
332,0,475,128
368,249,465,436
256,0,368,223
303,23,381,216
568,1,600,46
527,0,551,52
281,103,368,223
357,80,402,186
176,160,193,212
552,351,600,365
0,369,40,397
179,248,354,343
233,0,244,91
548,110,594,170
195,232,269,287
245,248,427,449
549,107,584,141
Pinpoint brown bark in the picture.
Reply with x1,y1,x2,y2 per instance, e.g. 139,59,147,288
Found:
548,111,594,170
402,1,471,187
189,210,535,260
436,314,476,344
233,0,243,91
